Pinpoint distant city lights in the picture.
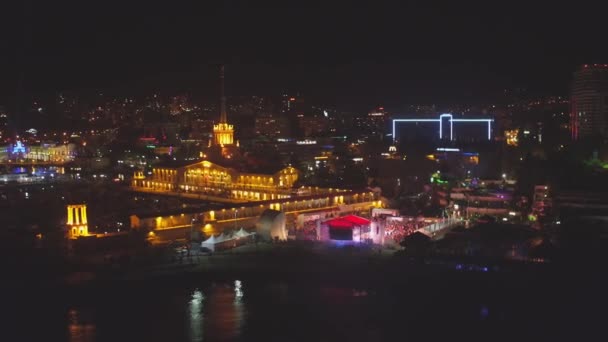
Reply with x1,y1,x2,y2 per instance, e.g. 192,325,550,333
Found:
296,139,317,145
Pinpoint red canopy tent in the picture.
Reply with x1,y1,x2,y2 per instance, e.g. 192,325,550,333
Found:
322,215,371,241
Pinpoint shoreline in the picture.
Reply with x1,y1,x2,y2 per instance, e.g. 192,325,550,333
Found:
5,242,568,296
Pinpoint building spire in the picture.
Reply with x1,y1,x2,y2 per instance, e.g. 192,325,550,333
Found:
219,65,227,123
213,65,234,146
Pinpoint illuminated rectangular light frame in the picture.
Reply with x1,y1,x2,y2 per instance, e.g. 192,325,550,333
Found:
392,114,493,141
392,119,440,143
439,113,453,141
451,119,493,140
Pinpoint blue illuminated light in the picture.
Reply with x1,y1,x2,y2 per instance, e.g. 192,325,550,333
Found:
439,113,453,140
12,141,26,154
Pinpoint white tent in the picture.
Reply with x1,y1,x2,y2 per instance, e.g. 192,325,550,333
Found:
216,233,232,242
201,235,218,251
234,228,255,246
235,228,253,238
219,232,240,249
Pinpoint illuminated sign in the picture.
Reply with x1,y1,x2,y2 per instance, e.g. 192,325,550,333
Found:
392,113,493,142
12,141,26,154
296,140,317,145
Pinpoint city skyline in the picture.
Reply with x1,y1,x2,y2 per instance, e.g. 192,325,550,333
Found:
2,3,607,340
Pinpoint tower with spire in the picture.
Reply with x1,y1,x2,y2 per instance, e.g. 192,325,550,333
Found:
213,65,234,146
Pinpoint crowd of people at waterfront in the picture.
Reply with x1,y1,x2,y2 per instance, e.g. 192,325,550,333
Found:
382,218,425,244
285,214,435,245
296,220,318,240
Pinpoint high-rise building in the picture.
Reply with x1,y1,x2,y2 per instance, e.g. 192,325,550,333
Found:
298,115,327,137
213,66,235,146
571,64,608,140
0,106,8,133
281,94,303,115
255,114,290,139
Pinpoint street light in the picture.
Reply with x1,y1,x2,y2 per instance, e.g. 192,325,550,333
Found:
234,209,238,231
190,218,196,241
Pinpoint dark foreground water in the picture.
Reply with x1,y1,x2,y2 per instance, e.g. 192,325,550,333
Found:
5,271,605,342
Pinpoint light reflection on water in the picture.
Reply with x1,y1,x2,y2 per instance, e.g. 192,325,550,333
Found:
7,278,571,341
234,280,243,302
67,308,96,342
187,281,246,341
6,166,65,175
189,289,204,342
205,283,247,341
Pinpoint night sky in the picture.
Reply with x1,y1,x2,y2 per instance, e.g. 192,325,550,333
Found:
2,1,607,108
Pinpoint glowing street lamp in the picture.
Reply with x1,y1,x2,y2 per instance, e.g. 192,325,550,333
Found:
234,209,238,231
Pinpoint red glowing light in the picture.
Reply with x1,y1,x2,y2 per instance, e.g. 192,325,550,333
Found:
324,215,371,229
289,97,296,101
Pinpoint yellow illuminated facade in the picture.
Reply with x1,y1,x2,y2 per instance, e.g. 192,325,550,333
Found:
505,129,519,146
66,204,89,239
213,122,234,146
132,160,300,201
133,171,145,179
2,143,76,163
131,191,381,233
27,143,77,162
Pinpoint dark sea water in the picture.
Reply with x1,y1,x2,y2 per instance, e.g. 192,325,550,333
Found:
5,271,605,342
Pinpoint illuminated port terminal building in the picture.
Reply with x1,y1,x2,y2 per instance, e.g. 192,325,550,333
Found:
130,160,381,235
132,160,300,201
133,65,304,202
392,113,493,142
